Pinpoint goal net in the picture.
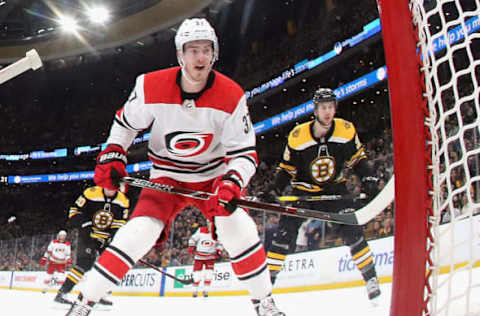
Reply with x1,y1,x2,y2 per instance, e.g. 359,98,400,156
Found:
378,0,480,315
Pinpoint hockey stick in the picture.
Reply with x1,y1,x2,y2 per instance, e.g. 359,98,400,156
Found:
277,193,367,202
139,259,193,285
0,49,43,84
122,176,395,225
123,177,214,200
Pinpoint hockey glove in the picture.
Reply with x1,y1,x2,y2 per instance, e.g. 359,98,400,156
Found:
188,246,195,255
212,171,242,216
40,257,47,266
94,145,128,192
362,176,379,198
258,187,282,203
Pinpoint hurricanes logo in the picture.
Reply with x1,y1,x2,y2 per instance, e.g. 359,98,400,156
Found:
93,210,114,230
201,240,214,247
310,156,336,184
166,131,213,157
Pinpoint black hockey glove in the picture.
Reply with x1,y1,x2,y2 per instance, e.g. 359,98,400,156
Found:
361,176,379,198
258,188,281,204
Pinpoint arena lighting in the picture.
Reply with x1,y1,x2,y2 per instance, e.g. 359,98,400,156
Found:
57,15,78,33
85,6,111,24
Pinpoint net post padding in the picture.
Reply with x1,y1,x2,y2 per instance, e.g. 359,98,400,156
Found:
377,1,432,316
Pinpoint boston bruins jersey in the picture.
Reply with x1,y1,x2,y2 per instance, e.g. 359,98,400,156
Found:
277,118,370,193
68,186,130,244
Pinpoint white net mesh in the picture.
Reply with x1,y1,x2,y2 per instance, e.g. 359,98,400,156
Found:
411,0,480,315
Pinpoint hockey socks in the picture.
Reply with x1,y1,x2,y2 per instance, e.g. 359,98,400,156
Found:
266,251,286,284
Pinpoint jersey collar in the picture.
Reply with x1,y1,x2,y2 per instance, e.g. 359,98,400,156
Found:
176,68,216,101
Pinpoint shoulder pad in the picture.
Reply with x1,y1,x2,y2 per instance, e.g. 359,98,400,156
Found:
83,186,104,200
114,191,130,208
330,118,356,143
287,122,315,150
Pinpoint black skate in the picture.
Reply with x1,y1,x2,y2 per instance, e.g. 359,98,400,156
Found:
366,277,381,306
202,291,208,297
192,291,198,298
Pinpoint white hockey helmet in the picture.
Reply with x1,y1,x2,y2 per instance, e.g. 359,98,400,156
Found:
57,230,67,239
175,18,219,65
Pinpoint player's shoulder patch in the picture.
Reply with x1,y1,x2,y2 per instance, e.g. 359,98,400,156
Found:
83,186,104,200
114,192,130,208
330,118,356,143
288,121,315,150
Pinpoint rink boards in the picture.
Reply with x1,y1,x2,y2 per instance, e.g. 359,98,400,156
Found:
1,216,479,297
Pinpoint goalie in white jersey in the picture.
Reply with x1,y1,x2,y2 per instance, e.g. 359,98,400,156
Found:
188,223,224,298
65,18,284,316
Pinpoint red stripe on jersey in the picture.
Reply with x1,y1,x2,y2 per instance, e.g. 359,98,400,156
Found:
143,67,244,115
97,249,131,280
231,246,266,276
148,155,203,170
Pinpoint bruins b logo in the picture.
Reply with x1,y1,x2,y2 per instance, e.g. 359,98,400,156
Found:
93,210,114,230
310,156,335,184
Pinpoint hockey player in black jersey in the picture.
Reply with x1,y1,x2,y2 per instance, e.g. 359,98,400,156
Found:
261,87,381,303
54,186,130,306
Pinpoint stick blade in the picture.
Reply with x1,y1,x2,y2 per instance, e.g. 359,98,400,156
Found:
26,49,43,70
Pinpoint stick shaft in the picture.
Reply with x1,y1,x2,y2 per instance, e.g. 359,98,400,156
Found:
122,176,383,224
278,193,367,202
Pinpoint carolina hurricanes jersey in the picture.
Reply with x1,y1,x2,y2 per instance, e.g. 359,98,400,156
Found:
42,240,71,264
188,226,222,260
107,67,258,186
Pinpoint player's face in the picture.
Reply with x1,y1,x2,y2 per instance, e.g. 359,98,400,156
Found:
181,40,214,83
58,234,66,242
314,101,336,126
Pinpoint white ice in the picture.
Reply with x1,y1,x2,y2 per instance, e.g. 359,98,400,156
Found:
1,283,392,316
3,270,480,316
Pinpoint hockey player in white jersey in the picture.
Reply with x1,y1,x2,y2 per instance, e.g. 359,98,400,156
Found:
40,230,71,293
188,223,223,297
65,18,285,316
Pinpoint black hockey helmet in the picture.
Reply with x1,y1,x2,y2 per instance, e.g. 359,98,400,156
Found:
313,88,337,107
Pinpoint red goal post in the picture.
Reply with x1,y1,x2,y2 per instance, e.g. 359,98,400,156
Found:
378,1,480,315
378,1,430,315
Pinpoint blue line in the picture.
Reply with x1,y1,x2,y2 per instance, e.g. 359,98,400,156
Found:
159,268,166,297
